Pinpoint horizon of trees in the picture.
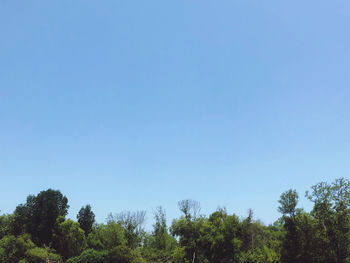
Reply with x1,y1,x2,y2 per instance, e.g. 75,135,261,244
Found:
0,177,349,263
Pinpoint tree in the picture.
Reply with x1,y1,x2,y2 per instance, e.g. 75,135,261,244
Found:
108,245,145,263
22,247,62,263
152,207,168,250
66,249,108,263
0,214,12,239
53,217,86,260
293,212,317,263
17,189,69,246
77,205,95,236
0,234,34,263
11,205,30,236
204,208,242,263
87,222,126,250
278,189,298,218
4,181,350,263
278,190,300,263
171,201,208,263
107,211,146,249
142,207,178,262
178,200,201,220
306,178,350,263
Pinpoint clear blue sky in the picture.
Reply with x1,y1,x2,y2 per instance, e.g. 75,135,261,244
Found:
1,0,350,227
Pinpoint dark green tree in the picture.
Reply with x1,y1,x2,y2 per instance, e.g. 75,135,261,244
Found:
171,200,209,263
278,189,300,263
0,214,12,239
11,205,30,236
11,189,69,246
204,208,241,262
77,205,95,236
306,178,350,263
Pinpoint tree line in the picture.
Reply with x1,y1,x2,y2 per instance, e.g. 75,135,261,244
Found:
0,178,350,263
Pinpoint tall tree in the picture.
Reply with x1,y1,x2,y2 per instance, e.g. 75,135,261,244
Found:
278,189,298,218
11,205,30,236
278,189,300,263
142,207,177,262
171,200,206,263
306,178,350,263
77,205,95,236
15,189,69,246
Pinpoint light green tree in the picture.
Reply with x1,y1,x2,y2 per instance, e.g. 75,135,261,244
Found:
0,234,34,263
53,217,86,260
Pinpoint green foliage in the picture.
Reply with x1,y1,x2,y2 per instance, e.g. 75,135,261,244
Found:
107,211,146,249
53,217,86,260
152,207,168,250
1,180,350,263
278,189,298,217
202,209,242,262
11,205,30,236
14,189,69,246
77,205,95,236
0,234,34,263
108,245,145,263
170,247,188,263
67,249,109,263
305,178,350,263
171,206,242,263
0,214,12,239
87,222,126,250
22,247,62,263
142,207,178,262
68,247,144,263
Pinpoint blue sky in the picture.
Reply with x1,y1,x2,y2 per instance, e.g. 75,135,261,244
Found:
1,0,350,227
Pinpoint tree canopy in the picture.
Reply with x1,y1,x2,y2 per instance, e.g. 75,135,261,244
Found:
1,178,350,263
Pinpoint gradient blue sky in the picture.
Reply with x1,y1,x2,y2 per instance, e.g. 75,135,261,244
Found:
1,0,350,227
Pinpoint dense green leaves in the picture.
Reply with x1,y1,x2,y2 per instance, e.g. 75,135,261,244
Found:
66,249,108,263
108,245,145,263
305,178,350,263
12,189,70,246
2,179,350,263
77,205,95,236
87,221,126,251
0,214,11,239
107,211,146,249
0,235,34,263
22,247,62,263
142,207,177,262
53,217,86,260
